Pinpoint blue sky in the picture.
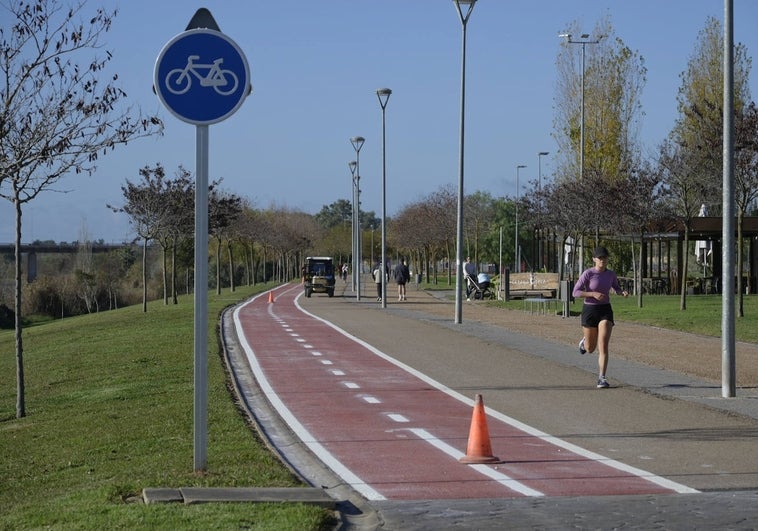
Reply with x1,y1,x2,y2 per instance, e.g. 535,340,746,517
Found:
5,1,758,243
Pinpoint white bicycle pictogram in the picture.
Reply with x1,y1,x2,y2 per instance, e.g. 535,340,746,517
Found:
165,55,239,96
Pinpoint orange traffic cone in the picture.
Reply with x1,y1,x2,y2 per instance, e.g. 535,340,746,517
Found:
459,394,501,464
268,291,275,303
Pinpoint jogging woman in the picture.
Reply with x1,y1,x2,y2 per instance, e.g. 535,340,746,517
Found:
572,246,629,388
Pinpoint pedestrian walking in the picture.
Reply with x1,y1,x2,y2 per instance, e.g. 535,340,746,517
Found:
372,262,387,302
572,246,629,388
393,259,411,301
464,256,477,300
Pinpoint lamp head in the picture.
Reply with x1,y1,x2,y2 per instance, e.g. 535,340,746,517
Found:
348,160,357,175
538,151,549,156
453,0,476,23
376,88,392,109
350,136,365,152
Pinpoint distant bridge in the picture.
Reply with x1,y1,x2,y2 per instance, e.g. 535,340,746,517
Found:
0,243,135,282
0,243,132,254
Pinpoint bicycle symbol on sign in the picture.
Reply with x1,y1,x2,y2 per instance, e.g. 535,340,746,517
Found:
165,55,239,96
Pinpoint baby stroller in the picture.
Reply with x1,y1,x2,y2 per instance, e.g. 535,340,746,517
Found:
466,272,494,300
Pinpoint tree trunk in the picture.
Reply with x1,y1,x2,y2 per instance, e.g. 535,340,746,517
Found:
680,228,690,311
215,238,222,295
635,233,644,308
171,237,178,305
162,244,168,305
227,240,235,293
736,211,744,317
14,193,26,418
142,237,148,313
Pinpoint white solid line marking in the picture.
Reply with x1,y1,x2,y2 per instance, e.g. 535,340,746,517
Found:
233,296,385,501
408,428,544,497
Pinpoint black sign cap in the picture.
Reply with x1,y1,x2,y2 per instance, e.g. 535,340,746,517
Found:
186,8,220,31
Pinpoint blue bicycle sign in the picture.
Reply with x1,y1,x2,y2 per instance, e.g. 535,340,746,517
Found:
165,55,239,96
155,29,250,125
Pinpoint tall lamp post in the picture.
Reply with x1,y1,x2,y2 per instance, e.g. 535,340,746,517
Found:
348,160,358,293
350,136,365,300
514,164,526,272
560,32,599,269
376,88,392,308
537,151,549,270
452,0,476,324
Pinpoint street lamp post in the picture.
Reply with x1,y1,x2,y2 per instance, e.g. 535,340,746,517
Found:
537,151,549,270
560,32,599,269
348,160,357,292
350,136,365,300
514,164,526,273
376,88,391,308
452,0,476,324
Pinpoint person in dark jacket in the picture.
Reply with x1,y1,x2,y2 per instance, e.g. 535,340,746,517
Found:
393,260,411,301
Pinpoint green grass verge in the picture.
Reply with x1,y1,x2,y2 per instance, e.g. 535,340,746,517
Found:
490,294,758,344
0,285,336,530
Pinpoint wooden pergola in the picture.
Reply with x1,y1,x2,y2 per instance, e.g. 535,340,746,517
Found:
640,216,758,295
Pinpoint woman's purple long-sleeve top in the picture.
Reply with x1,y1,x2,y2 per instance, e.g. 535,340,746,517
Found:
572,268,623,305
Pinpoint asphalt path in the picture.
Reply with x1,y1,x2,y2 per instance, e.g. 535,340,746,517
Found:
224,280,758,529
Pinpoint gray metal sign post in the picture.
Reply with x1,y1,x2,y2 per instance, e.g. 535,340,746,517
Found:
154,9,251,471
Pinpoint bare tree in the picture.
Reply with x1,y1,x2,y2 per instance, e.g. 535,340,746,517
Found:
612,164,663,307
657,139,705,310
734,102,758,315
0,0,163,418
209,187,243,294
109,164,170,312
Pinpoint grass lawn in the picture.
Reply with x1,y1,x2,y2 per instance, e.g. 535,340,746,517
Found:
493,294,758,344
420,277,758,344
0,284,336,530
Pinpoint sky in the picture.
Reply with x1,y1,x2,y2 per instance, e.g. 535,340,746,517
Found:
3,0,758,244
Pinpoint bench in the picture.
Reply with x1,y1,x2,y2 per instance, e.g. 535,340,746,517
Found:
505,273,559,301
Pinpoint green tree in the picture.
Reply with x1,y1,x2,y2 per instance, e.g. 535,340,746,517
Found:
663,16,752,310
315,199,352,229
554,14,647,185
671,16,751,204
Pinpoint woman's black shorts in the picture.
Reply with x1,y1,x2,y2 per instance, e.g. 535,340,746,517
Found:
581,303,614,328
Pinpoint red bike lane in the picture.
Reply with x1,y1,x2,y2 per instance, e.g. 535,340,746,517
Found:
232,285,697,502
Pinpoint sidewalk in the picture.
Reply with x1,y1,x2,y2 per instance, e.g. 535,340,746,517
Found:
415,288,758,420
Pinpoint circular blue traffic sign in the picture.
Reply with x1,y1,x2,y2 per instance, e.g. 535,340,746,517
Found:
154,29,250,125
